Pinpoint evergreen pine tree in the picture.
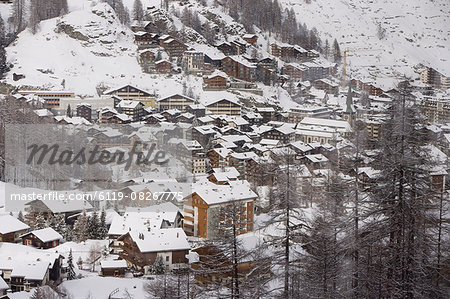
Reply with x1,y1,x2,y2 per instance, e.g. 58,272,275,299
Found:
88,210,99,239
67,249,76,280
34,212,47,230
18,210,24,222
73,210,89,242
365,85,447,297
132,0,144,22
152,255,166,274
99,209,108,239
9,0,26,33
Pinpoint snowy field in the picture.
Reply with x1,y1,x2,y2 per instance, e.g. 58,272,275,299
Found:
280,0,450,89
61,276,149,299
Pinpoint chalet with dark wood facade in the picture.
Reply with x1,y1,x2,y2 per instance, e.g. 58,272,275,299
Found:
21,228,62,249
118,228,190,273
162,38,188,58
221,56,256,82
0,214,29,243
76,103,92,121
157,94,195,111
155,59,171,73
206,98,242,116
100,260,127,277
203,73,228,89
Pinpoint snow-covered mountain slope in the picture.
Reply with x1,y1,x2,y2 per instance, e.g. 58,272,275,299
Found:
5,2,144,96
2,0,295,110
281,0,450,89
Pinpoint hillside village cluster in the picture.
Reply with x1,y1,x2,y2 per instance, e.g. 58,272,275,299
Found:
0,0,449,298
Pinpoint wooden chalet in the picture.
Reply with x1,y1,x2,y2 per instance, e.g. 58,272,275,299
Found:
221,56,256,82
105,85,157,108
0,214,30,243
76,103,92,121
206,98,242,116
100,260,127,277
134,31,154,46
118,228,190,273
162,38,188,58
203,73,228,89
157,94,195,111
155,59,171,73
21,227,62,249
242,34,258,45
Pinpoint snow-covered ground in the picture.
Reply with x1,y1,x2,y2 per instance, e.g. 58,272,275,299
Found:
280,0,450,89
62,276,149,299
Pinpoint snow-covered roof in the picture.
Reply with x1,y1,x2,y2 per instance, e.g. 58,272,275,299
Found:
10,261,49,280
305,154,329,163
225,55,257,69
54,116,91,125
205,70,228,79
290,141,314,153
109,202,181,236
128,228,190,253
274,124,296,135
212,147,233,158
114,113,131,122
34,109,54,117
259,138,280,146
358,167,381,179
256,107,275,113
134,31,150,37
210,167,240,180
194,125,218,136
205,97,241,107
22,227,62,243
0,243,61,269
193,180,257,206
100,260,127,269
300,117,352,131
26,198,93,214
117,100,141,109
158,93,195,103
230,152,258,160
0,214,29,234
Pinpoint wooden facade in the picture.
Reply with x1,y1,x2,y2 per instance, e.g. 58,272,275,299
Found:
221,56,256,82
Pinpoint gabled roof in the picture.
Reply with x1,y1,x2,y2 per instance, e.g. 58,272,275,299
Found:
211,147,233,158
10,261,49,280
192,180,257,206
126,228,190,253
118,100,142,109
0,214,29,234
305,154,329,163
100,260,127,269
206,98,241,107
25,198,93,214
104,84,153,96
158,94,195,103
21,227,62,243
